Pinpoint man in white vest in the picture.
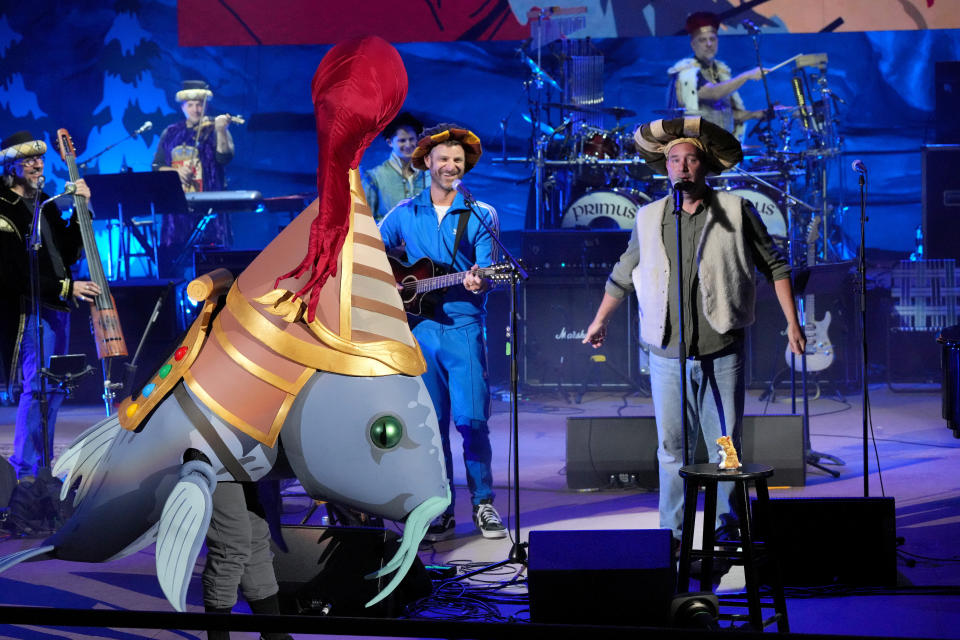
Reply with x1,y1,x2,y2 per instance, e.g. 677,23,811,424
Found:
582,116,805,558
666,11,767,139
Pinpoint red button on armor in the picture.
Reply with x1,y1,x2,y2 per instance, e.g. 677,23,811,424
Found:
174,346,188,361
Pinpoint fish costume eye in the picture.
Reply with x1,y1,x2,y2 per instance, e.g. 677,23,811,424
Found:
370,415,403,449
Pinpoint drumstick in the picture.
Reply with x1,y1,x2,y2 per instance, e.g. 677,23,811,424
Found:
765,54,804,74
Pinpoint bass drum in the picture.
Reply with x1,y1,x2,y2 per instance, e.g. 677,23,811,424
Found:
727,188,787,239
560,189,650,229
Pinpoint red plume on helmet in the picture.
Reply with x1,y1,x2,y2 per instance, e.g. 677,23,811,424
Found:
274,36,408,322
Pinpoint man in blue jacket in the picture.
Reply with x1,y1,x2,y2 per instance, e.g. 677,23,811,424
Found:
378,124,505,541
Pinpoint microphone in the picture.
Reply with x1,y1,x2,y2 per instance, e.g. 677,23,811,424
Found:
40,182,77,207
742,18,761,34
673,181,692,212
851,159,867,175
451,178,476,203
133,121,153,136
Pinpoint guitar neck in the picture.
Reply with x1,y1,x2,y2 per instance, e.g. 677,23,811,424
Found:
64,160,113,310
416,268,489,294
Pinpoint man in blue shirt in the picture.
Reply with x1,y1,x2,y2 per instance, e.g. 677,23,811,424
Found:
378,124,505,540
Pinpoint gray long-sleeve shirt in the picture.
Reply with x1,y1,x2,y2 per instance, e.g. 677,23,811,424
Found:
605,189,791,358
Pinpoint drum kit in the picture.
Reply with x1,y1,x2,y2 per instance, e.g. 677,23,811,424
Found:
500,31,845,268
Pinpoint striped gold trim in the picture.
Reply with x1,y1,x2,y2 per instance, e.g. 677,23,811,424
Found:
212,314,310,394
353,262,397,286
353,232,386,251
352,294,409,323
230,283,425,376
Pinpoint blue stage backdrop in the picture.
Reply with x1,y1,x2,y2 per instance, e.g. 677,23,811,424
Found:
1,1,958,256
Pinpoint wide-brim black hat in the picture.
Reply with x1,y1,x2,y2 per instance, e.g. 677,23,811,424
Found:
1,130,47,163
633,116,742,175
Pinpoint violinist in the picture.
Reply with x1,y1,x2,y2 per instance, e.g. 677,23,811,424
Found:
153,80,237,273
152,80,235,193
0,130,99,493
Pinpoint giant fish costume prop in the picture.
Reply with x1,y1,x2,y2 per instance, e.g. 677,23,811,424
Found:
0,36,450,612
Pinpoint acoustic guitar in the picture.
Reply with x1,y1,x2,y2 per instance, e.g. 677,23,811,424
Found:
388,256,513,318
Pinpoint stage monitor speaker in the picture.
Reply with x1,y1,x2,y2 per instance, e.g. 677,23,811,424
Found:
755,497,897,587
272,525,432,618
0,455,16,509
521,276,638,389
528,528,675,626
922,145,960,261
565,414,804,490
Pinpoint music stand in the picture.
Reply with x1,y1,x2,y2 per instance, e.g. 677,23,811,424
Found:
85,172,188,279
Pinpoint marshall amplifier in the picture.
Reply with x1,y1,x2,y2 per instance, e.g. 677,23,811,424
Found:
520,276,638,388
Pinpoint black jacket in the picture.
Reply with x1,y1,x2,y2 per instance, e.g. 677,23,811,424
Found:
0,186,83,381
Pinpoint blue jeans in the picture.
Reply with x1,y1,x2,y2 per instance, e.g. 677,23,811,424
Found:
413,320,493,514
649,345,744,540
11,308,70,479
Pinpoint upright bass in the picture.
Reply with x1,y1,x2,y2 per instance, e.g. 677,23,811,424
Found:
55,129,128,361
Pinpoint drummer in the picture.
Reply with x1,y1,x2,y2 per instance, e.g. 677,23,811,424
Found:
666,11,766,139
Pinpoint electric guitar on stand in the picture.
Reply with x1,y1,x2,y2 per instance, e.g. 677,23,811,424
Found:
388,256,513,318
785,215,834,372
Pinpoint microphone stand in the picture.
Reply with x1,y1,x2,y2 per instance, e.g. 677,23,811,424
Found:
450,189,530,575
123,281,176,393
745,24,778,134
672,185,691,467
856,168,869,497
27,189,52,473
78,128,147,170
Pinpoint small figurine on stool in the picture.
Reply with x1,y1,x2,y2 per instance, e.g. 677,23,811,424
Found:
716,436,742,469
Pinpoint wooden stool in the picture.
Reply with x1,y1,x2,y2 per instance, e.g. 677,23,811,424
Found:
677,463,789,632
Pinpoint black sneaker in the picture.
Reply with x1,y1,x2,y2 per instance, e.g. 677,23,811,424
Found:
472,501,507,539
424,513,455,542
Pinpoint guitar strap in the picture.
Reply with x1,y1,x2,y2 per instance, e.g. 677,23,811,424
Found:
449,209,471,267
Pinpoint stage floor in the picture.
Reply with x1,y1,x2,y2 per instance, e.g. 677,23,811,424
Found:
1,383,959,639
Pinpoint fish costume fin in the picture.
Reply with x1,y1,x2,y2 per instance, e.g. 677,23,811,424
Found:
53,415,121,505
156,459,217,612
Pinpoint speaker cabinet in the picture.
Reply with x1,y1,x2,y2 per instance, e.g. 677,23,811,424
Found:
528,529,675,626
923,145,960,261
272,525,432,617
565,414,804,490
748,269,860,391
520,277,638,388
0,456,16,508
755,497,897,587
66,279,185,405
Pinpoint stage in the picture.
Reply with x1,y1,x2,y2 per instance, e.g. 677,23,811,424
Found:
1,383,958,639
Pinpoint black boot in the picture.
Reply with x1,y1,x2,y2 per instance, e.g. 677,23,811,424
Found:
204,605,232,640
248,594,293,640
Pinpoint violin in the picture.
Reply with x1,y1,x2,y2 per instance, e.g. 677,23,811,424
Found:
197,114,246,128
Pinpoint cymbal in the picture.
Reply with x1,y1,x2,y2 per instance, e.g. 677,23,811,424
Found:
652,108,686,117
543,102,637,118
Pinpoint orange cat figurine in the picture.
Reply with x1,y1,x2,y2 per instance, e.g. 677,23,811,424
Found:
716,435,742,469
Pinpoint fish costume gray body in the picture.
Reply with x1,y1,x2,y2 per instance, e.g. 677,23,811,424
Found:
0,36,450,612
